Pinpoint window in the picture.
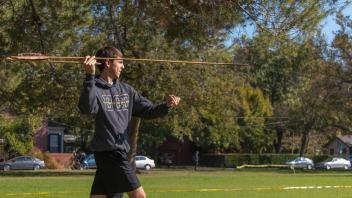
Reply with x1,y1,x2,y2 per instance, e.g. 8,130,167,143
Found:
343,148,347,154
15,157,25,162
330,148,334,155
24,157,33,161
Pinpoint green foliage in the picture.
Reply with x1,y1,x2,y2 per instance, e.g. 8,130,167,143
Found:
0,115,41,155
237,86,273,153
0,0,350,156
231,0,346,154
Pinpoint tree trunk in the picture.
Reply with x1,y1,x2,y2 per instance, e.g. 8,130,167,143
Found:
128,117,141,171
108,1,125,52
273,127,284,153
299,131,309,156
299,121,314,156
28,0,45,53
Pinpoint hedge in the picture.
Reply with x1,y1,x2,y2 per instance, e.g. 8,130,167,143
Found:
200,153,331,168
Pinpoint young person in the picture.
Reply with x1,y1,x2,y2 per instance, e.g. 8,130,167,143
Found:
79,46,180,198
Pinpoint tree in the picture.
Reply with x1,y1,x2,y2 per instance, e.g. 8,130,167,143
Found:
86,0,253,157
237,86,273,153
0,0,95,150
0,115,41,155
2,1,347,158
291,11,352,155
231,0,343,153
1,1,252,156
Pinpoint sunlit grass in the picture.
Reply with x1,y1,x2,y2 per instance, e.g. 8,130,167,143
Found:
0,168,352,198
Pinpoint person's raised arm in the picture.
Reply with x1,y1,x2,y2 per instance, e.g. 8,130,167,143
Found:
78,56,99,115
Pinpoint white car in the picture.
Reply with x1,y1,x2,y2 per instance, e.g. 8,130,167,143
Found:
316,157,351,170
135,156,155,170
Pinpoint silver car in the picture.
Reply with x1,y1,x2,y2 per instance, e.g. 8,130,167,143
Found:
0,156,45,171
316,157,351,170
286,157,314,170
80,155,155,170
135,156,155,170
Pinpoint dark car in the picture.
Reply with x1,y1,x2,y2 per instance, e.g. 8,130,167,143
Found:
285,157,314,170
0,156,45,171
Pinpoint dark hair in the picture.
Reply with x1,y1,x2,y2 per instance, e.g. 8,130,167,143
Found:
95,46,123,72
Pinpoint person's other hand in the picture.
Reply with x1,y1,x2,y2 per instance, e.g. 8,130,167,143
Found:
166,95,181,108
83,56,96,75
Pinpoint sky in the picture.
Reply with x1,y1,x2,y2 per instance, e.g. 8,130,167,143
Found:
321,3,352,43
227,2,351,46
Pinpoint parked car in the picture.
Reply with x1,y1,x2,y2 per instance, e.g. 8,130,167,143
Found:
286,157,314,170
81,154,155,170
135,156,155,170
80,154,97,170
315,157,351,170
158,153,173,167
0,156,45,171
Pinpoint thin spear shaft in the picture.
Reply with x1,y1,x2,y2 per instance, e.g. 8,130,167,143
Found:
5,55,249,66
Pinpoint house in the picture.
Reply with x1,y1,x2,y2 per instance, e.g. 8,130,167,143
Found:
325,135,352,159
34,119,78,167
34,119,79,153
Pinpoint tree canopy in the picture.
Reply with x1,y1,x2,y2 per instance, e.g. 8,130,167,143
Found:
0,0,351,156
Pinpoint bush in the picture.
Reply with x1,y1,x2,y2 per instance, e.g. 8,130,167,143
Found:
200,154,225,167
29,147,45,160
29,147,64,169
42,153,65,169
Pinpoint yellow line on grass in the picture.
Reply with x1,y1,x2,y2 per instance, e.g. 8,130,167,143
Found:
4,190,84,196
147,185,352,193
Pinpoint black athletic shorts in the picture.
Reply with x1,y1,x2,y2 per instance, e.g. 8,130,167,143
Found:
90,150,141,197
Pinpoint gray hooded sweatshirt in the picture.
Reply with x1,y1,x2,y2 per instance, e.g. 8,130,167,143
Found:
78,75,170,152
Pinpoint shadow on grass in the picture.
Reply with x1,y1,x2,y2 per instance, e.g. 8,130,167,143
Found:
155,166,352,175
0,170,96,177
234,167,352,176
1,167,351,177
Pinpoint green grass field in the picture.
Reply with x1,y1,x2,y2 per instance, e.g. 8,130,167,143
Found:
1,168,352,198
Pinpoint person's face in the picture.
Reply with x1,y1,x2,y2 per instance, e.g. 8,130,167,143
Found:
108,56,124,79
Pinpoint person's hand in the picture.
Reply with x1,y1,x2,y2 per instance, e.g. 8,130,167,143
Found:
166,95,181,108
83,56,96,75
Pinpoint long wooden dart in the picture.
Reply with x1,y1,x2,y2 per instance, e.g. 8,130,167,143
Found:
5,53,249,66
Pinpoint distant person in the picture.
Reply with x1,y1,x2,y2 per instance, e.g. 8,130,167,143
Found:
79,46,180,198
193,150,199,171
79,151,86,164
165,153,173,168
